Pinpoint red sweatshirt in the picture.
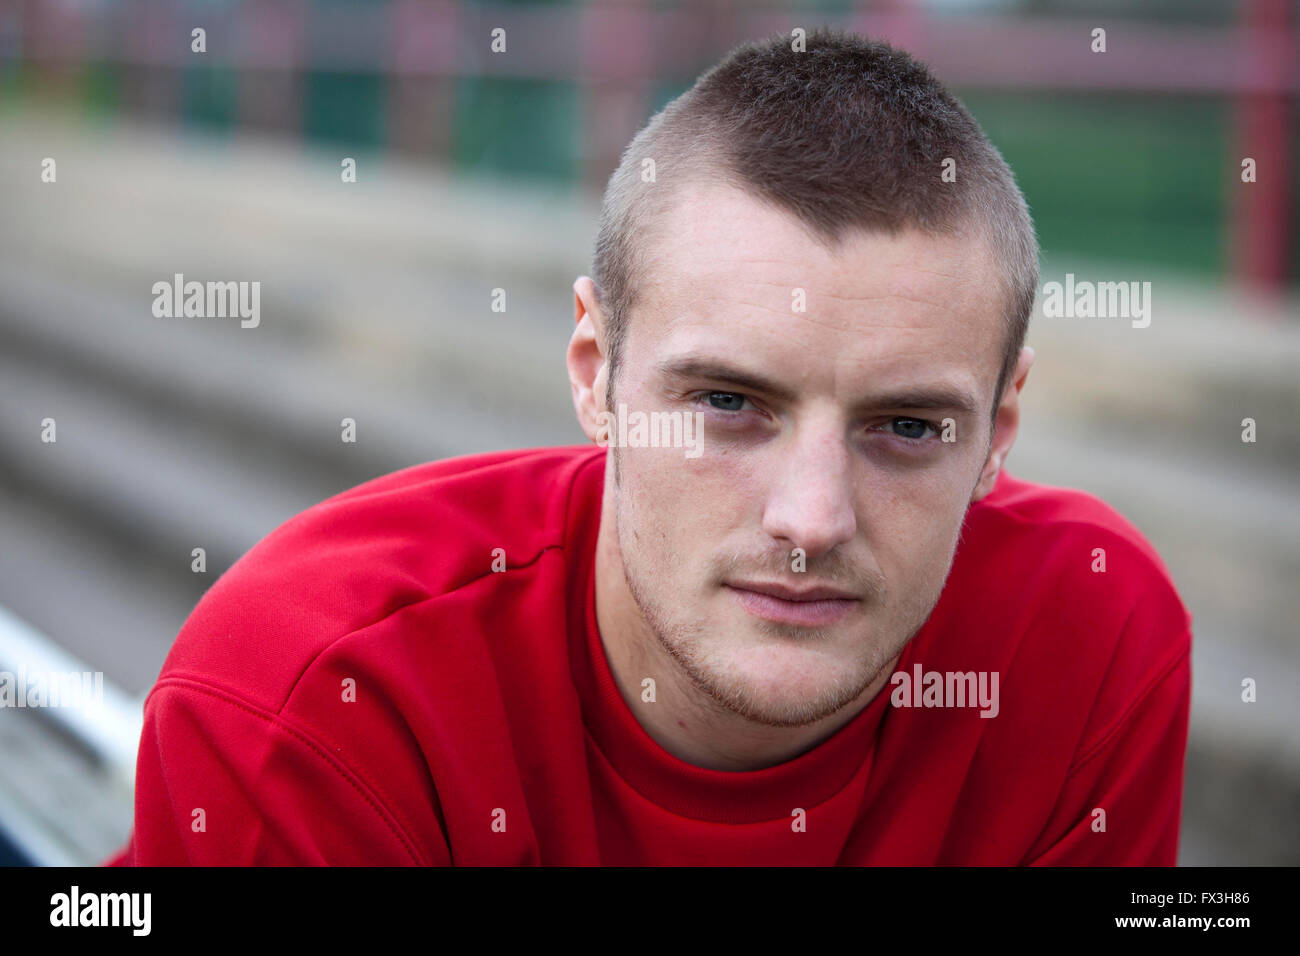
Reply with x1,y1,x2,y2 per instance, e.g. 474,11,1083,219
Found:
105,444,1191,866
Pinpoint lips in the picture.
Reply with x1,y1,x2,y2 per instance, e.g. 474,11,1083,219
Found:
728,580,859,602
725,580,860,627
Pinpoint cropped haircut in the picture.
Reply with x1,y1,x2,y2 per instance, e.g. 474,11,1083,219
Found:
590,28,1038,418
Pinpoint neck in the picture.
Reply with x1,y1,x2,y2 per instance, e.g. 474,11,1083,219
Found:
592,464,898,772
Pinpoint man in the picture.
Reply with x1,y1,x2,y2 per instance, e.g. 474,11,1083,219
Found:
109,29,1191,865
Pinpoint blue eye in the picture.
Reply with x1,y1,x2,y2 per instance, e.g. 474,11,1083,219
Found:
707,392,746,412
890,418,936,441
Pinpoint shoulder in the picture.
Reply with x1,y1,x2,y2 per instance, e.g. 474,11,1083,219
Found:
966,469,1189,630
154,444,605,712
973,470,1172,572
948,469,1191,730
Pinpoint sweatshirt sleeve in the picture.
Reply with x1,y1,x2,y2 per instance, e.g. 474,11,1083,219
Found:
1024,648,1192,866
111,678,450,866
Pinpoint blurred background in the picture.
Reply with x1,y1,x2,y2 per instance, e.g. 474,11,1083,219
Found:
0,0,1296,866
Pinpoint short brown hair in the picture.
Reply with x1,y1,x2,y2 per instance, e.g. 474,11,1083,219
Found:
590,28,1038,414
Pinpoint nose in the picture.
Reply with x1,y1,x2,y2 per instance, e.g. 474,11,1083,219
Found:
760,426,858,560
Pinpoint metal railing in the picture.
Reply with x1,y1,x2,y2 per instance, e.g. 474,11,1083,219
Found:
0,604,143,866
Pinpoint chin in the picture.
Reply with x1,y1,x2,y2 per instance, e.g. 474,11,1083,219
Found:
701,638,869,724
713,676,860,728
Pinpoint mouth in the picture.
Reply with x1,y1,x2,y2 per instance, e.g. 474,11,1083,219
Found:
724,580,860,628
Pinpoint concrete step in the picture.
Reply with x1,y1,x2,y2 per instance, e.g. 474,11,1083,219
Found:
0,252,584,478
0,478,198,694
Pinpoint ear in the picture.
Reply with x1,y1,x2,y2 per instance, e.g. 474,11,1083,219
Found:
567,276,611,443
971,346,1034,502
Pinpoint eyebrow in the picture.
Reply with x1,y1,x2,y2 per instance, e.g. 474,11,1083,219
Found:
654,357,981,416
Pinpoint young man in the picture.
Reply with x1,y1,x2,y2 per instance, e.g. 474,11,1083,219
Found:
109,30,1191,866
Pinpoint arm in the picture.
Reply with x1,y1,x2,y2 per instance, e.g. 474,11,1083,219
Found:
114,678,450,866
1025,649,1191,866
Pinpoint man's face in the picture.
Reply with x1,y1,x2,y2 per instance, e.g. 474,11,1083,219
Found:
606,181,1007,728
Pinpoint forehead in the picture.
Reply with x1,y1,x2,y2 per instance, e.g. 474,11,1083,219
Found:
633,180,1006,403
